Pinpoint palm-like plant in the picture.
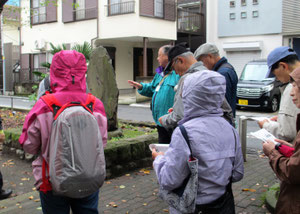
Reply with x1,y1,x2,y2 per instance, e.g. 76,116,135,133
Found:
72,41,92,63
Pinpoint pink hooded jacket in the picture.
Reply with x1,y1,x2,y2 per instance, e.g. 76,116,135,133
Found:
19,50,107,188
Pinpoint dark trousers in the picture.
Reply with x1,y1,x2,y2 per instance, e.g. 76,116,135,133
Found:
157,125,172,144
39,190,99,214
0,171,2,191
194,189,235,214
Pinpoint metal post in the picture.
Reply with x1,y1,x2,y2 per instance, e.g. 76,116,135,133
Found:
11,97,13,112
238,116,248,162
143,37,148,77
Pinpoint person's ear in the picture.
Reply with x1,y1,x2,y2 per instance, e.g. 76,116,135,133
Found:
279,62,288,70
177,56,184,64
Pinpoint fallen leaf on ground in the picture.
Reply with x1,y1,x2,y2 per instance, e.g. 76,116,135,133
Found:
143,203,147,206
18,206,22,209
36,207,42,210
105,181,111,184
125,174,130,177
122,200,127,203
21,178,30,181
163,209,169,212
256,183,260,186
34,199,40,202
28,196,34,200
250,198,256,201
263,185,268,188
242,188,256,192
32,187,36,191
119,185,126,189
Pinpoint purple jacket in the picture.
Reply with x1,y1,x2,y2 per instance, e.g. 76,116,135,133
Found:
19,50,107,188
154,70,244,205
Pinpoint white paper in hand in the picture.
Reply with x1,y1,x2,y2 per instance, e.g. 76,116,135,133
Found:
149,144,169,153
250,129,277,144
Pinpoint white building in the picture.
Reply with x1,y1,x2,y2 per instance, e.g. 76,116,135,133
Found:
207,0,300,77
19,0,177,91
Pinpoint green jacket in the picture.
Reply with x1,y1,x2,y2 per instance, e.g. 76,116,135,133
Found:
138,70,180,126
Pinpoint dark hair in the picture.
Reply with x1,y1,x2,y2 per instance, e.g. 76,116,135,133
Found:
161,45,173,55
271,54,299,72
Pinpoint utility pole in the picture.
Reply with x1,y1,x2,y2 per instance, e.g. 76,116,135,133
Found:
0,0,8,94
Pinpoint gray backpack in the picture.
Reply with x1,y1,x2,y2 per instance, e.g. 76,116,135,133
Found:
41,93,106,198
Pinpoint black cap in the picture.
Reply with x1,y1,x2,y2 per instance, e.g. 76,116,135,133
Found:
164,42,190,72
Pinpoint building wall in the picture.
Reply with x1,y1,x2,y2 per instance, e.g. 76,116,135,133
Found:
20,0,97,54
99,0,177,41
3,24,19,45
282,0,300,34
218,0,282,37
207,0,283,76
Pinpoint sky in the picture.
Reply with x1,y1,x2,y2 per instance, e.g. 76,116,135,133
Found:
6,0,20,6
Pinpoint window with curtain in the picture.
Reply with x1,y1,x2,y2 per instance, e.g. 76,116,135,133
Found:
32,0,46,24
154,0,164,18
75,0,85,20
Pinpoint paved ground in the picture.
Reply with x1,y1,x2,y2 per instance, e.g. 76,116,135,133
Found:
0,152,277,214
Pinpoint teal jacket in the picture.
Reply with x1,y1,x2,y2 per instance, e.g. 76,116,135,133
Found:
138,70,180,126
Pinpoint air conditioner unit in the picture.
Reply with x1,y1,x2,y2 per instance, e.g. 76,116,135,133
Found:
34,39,47,51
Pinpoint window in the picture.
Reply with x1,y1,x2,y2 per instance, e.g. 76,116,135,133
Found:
253,0,258,5
241,0,246,6
241,11,247,19
230,1,235,7
154,0,164,18
75,0,85,20
108,0,135,16
230,13,236,20
252,10,258,17
32,0,46,24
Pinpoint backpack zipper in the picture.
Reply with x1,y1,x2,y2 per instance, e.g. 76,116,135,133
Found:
68,126,76,170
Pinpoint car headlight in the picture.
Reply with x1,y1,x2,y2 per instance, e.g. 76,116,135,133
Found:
261,84,274,93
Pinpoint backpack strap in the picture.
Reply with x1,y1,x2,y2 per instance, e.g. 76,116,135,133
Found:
85,93,96,113
39,159,52,193
41,94,62,117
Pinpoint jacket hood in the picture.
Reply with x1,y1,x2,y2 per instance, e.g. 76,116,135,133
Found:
181,70,226,122
50,50,87,93
290,67,300,89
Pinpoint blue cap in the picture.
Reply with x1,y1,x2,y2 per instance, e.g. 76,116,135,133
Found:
267,46,297,73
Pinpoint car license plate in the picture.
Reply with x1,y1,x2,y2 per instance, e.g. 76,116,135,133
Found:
238,99,248,105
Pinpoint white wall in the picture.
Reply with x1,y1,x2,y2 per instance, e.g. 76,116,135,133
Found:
3,24,19,45
99,0,176,41
207,0,283,59
21,0,97,53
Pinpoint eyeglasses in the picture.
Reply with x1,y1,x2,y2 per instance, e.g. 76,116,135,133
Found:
171,57,179,70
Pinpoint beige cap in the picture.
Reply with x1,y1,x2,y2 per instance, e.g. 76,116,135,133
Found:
194,43,219,60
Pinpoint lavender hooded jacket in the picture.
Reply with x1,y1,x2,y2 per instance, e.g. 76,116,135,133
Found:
154,71,244,205
19,50,107,188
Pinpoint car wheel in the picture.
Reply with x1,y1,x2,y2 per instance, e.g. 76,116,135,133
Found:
269,96,279,112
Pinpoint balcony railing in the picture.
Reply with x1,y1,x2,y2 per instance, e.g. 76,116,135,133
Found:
177,9,204,34
106,1,135,16
74,7,98,20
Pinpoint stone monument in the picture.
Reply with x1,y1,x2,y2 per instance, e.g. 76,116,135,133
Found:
87,45,119,131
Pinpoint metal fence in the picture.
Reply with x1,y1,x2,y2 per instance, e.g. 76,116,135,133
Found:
177,9,203,33
106,1,135,16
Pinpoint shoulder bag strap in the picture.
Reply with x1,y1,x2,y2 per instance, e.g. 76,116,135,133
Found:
179,125,194,160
